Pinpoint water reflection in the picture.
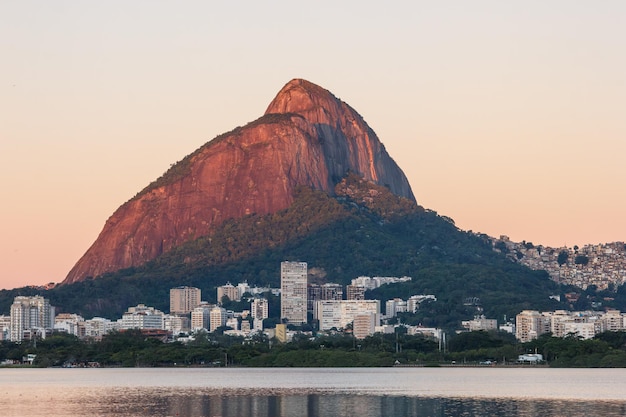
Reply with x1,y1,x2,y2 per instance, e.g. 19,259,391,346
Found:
74,389,626,417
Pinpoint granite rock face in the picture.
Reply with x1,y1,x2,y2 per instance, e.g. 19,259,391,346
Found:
63,79,415,284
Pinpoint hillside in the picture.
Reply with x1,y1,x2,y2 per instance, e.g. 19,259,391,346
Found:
64,79,414,284
0,177,566,329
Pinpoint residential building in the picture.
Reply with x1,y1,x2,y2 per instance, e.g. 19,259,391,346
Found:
210,306,227,332
0,315,10,341
308,283,343,313
407,295,437,312
54,313,84,336
191,303,213,331
353,313,377,339
164,314,189,334
120,304,164,330
516,310,550,343
237,281,251,300
251,298,269,320
10,296,54,342
280,261,308,324
83,317,117,339
385,298,407,318
170,286,201,315
346,285,365,300
217,282,239,303
462,315,498,332
316,300,380,331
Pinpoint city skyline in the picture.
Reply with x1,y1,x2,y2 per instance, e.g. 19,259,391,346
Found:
2,2,625,289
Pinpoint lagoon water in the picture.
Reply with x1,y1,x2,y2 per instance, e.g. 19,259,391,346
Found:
3,367,626,417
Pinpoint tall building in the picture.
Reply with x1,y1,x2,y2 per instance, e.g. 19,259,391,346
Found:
0,315,11,341
251,298,269,320
515,310,550,342
353,313,377,339
191,303,213,331
210,306,227,332
308,283,343,313
170,286,201,315
321,283,343,301
217,282,239,303
346,285,366,300
10,296,54,342
280,261,308,325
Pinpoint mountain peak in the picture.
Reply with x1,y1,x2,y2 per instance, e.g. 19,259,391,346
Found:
265,78,336,116
63,79,415,284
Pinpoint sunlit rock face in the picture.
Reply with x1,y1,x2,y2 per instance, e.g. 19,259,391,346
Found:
63,79,415,284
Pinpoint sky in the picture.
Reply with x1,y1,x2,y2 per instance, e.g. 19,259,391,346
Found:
1,1,625,290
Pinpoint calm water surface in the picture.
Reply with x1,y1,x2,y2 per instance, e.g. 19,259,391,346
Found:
3,367,626,417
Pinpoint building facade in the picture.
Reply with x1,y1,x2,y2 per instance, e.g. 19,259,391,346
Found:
251,298,269,320
170,286,201,315
10,296,54,342
217,282,239,303
316,300,380,331
280,261,308,324
120,304,164,330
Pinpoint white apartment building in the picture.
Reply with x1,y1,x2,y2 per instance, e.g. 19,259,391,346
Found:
516,309,626,341
10,296,54,342
462,315,498,332
210,306,227,332
120,304,164,330
191,303,213,331
83,317,117,339
251,298,269,320
316,300,380,331
54,313,85,337
407,295,437,312
280,261,308,325
170,286,201,315
385,298,407,318
515,310,551,343
164,314,189,334
237,281,251,300
0,315,11,341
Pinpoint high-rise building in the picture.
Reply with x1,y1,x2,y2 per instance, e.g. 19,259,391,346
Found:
515,310,550,342
251,298,269,320
353,313,377,339
308,283,343,313
280,261,308,325
170,286,201,315
346,285,366,300
191,303,213,331
10,296,54,342
210,306,227,332
217,282,239,303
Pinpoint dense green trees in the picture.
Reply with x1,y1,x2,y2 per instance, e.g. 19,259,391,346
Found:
6,330,626,368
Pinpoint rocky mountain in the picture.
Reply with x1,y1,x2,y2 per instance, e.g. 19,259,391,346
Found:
63,79,414,284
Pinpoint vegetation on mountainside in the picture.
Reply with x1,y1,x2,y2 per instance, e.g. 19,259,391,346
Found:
0,177,568,328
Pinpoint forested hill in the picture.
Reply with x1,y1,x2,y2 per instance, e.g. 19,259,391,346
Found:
0,176,566,328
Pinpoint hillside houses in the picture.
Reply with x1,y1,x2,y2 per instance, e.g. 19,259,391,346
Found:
492,237,626,291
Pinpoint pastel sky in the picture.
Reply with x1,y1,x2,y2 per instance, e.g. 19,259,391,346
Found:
1,1,625,290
